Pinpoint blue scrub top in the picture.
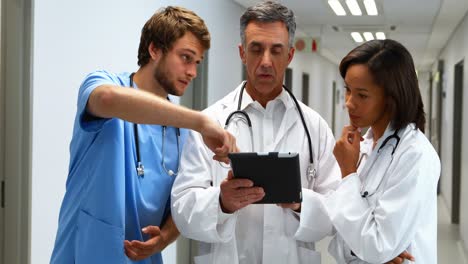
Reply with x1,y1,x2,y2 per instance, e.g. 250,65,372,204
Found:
51,70,187,264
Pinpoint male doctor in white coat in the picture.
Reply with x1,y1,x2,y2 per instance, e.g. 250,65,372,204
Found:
171,1,341,263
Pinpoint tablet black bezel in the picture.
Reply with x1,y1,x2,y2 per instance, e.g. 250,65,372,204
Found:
228,152,302,204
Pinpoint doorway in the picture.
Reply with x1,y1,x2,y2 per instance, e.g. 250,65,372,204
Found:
331,81,337,134
0,0,4,259
2,0,33,263
302,73,309,105
430,61,444,196
430,61,444,156
285,68,292,89
452,60,464,224
177,53,209,264
8,2,213,263
179,53,209,111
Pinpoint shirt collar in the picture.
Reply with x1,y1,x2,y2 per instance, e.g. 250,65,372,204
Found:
237,82,294,111
361,128,374,155
361,122,398,154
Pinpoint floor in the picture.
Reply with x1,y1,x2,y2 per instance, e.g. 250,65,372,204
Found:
316,195,468,264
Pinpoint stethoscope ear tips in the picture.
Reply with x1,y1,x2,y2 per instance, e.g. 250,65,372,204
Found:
168,170,174,176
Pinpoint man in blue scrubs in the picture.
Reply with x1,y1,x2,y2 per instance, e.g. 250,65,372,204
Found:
50,6,235,263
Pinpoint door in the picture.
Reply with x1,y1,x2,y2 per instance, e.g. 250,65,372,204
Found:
331,81,337,134
285,68,292,90
0,0,4,257
430,60,444,156
2,0,33,263
302,73,309,105
177,53,209,264
428,74,433,137
452,60,464,224
179,53,208,111
430,61,444,195
0,1,5,258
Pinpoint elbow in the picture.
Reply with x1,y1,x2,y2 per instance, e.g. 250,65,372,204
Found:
170,208,187,236
171,194,194,236
88,85,119,118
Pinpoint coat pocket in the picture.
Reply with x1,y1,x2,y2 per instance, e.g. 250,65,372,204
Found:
75,210,125,264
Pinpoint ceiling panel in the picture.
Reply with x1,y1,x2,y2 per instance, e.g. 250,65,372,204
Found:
232,0,467,70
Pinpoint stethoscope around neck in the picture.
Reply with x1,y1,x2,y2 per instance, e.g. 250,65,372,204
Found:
130,73,181,177
360,128,400,198
224,81,317,187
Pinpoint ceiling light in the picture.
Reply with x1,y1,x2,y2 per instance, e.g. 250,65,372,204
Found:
363,0,378,16
346,0,362,16
376,32,386,40
351,32,364,43
328,0,347,16
363,32,374,41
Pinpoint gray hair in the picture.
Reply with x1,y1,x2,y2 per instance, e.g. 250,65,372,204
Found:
240,1,296,47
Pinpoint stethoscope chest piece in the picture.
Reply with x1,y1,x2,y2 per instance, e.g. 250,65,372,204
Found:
137,162,145,177
306,163,317,188
307,164,316,181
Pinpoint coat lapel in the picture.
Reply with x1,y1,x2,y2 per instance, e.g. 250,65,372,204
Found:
273,101,299,148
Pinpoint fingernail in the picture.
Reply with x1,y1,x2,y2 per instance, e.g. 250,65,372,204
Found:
142,227,147,232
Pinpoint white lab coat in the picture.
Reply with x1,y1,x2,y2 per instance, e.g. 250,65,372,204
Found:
321,123,440,263
171,83,341,264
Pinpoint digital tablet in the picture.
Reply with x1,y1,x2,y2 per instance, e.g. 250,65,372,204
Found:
228,152,302,204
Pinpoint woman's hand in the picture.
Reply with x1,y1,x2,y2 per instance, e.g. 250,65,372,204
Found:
333,125,362,178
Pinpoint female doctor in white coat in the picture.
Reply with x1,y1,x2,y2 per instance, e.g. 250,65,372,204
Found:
321,39,440,263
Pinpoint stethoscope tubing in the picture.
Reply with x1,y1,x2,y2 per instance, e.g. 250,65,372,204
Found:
360,129,400,198
224,81,317,188
129,72,180,177
225,81,314,165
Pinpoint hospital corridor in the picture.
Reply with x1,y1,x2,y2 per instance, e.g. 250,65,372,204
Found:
2,0,468,263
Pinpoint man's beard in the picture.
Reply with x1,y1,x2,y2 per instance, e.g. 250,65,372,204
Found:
153,57,181,96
